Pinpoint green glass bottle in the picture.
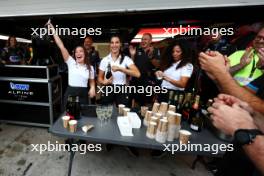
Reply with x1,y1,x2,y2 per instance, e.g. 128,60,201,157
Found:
181,93,192,122
190,95,203,132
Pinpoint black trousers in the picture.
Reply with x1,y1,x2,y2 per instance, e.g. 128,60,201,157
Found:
99,85,129,106
129,77,156,106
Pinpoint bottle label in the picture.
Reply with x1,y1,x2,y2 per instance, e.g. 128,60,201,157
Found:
190,124,199,131
182,110,189,120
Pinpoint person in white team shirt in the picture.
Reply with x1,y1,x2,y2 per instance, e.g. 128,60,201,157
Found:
47,21,96,105
155,40,194,102
98,35,140,106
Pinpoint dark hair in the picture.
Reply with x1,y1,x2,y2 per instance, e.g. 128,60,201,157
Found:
6,35,17,47
142,33,152,40
84,36,93,42
110,34,125,64
73,46,91,72
160,40,192,71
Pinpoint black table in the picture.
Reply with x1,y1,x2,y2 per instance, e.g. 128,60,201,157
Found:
49,108,228,176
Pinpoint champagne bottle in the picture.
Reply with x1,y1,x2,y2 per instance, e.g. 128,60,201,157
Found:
66,96,73,115
168,91,174,104
184,92,192,104
190,95,203,132
206,99,213,108
201,99,213,115
73,96,81,120
105,63,112,79
176,94,184,113
173,93,179,107
181,93,192,122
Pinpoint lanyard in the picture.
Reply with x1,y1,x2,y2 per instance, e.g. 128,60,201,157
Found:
249,52,257,78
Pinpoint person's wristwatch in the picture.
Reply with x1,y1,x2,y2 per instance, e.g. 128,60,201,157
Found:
234,129,264,147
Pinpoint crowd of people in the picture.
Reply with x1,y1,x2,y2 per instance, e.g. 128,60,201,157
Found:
1,21,264,175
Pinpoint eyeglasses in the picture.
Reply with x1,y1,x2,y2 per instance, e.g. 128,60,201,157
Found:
255,35,264,41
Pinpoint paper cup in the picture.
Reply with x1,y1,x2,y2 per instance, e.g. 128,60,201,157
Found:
167,125,176,141
179,130,191,144
162,116,168,121
155,113,162,119
159,102,168,111
168,105,176,112
175,113,182,125
69,120,78,133
152,103,160,113
143,111,153,126
118,104,125,116
157,119,168,132
141,106,148,117
155,131,168,143
123,108,130,116
150,116,159,124
146,122,157,139
62,116,70,128
174,125,181,139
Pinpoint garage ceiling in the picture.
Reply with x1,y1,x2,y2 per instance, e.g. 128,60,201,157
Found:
0,0,263,17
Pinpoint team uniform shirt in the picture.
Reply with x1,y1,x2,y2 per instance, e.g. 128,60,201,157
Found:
246,75,264,99
229,50,263,86
133,47,161,79
161,61,193,91
66,56,94,87
99,54,134,85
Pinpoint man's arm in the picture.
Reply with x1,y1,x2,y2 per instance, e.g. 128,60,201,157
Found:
215,70,264,114
199,51,264,113
208,101,264,175
229,63,246,75
243,136,264,174
229,47,253,75
252,112,264,132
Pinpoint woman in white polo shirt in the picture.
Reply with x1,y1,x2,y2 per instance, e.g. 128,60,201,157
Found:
47,22,96,105
98,35,140,106
156,40,193,102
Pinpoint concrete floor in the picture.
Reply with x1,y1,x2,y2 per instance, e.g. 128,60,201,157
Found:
0,123,213,176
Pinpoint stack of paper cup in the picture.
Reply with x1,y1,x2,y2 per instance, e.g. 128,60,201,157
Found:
123,108,131,116
155,113,162,119
174,113,182,139
69,120,78,133
162,116,168,121
150,116,159,124
143,111,153,126
62,116,70,128
158,102,168,115
152,103,160,113
118,104,125,116
155,119,168,143
141,106,149,117
168,105,176,112
146,121,157,139
167,112,181,141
